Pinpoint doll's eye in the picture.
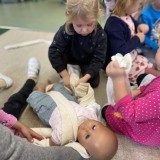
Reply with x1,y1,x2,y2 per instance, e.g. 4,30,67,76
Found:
92,125,96,130
85,134,90,139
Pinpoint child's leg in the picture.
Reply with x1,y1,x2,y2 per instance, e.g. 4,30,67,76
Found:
2,79,36,119
2,57,40,119
136,73,156,87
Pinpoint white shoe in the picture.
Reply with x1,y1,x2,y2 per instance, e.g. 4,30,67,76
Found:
0,73,13,88
28,57,40,78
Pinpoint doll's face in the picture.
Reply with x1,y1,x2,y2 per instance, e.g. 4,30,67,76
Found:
77,119,118,160
72,17,96,36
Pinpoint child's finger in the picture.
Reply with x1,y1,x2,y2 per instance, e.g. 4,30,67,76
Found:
25,133,34,142
112,60,120,68
30,130,44,141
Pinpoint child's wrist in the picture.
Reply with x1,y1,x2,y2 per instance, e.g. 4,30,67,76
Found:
13,121,22,130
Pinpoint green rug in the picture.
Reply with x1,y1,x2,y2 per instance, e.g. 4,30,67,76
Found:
0,29,9,35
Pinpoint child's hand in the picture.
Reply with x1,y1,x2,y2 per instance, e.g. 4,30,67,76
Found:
106,61,126,80
136,32,145,43
75,77,87,87
13,121,44,142
75,74,91,87
137,24,149,34
107,61,130,102
131,88,141,98
63,76,70,89
60,69,71,89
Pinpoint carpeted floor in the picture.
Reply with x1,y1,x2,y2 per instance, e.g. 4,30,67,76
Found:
0,29,160,160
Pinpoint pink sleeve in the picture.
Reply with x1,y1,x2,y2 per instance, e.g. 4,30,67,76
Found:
114,91,160,122
0,109,17,128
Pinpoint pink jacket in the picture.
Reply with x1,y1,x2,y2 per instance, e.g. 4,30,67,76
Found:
105,76,160,146
0,109,20,136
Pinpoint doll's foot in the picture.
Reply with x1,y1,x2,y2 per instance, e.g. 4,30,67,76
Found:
34,80,52,92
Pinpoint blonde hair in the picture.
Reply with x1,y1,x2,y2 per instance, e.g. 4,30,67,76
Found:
65,0,101,35
111,0,132,16
111,0,146,16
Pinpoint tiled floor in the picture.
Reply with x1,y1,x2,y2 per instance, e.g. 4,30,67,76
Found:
0,0,106,33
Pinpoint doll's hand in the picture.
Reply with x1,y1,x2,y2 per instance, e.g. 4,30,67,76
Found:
13,121,44,142
137,24,149,34
136,32,145,43
106,61,126,80
75,74,91,87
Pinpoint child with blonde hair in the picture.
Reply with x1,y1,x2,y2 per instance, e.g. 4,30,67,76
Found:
104,0,158,84
49,0,107,88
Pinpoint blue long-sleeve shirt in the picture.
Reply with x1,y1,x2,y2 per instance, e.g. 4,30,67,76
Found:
140,4,160,51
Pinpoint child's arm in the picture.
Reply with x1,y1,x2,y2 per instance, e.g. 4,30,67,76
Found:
0,109,43,142
60,69,70,89
131,88,141,98
13,121,44,142
106,61,130,102
0,109,17,128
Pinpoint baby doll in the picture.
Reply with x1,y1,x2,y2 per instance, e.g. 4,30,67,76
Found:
27,66,118,160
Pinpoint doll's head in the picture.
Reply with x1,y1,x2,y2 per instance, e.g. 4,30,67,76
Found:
77,119,118,160
111,0,145,16
65,0,102,35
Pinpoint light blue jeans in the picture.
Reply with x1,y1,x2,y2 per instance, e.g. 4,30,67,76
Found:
27,83,77,126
